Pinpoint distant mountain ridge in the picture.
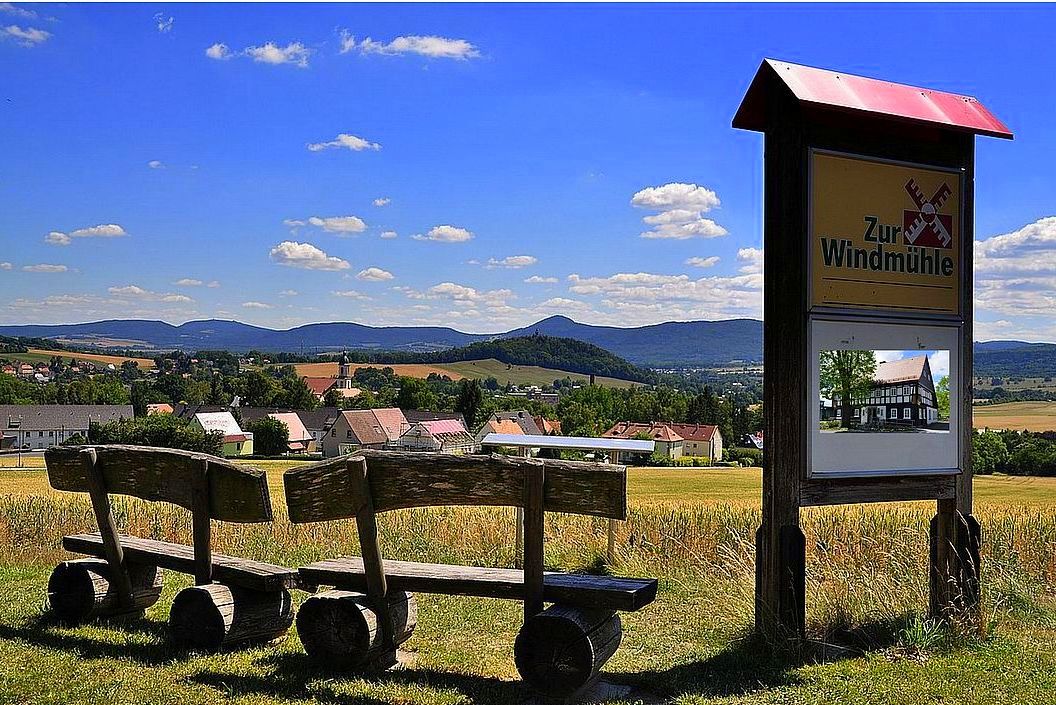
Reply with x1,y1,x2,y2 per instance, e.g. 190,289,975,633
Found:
0,316,763,367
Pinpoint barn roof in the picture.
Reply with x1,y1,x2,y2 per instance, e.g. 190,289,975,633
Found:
733,59,1012,139
874,355,929,385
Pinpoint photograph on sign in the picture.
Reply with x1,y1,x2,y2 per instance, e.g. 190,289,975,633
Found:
810,151,963,316
819,349,950,434
809,319,960,478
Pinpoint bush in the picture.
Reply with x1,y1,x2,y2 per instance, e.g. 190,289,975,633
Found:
726,447,763,467
89,414,222,455
247,417,289,457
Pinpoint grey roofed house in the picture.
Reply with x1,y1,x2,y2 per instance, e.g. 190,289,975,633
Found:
403,409,468,427
490,410,543,436
1,404,134,449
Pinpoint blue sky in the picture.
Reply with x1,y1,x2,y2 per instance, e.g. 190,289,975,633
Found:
2,3,1055,338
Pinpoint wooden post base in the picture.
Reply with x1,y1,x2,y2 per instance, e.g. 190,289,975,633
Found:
929,511,982,620
514,604,622,699
755,524,806,642
169,583,294,651
296,590,417,669
47,558,163,624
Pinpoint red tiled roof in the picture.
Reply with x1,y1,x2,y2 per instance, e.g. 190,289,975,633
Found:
667,423,718,441
603,422,683,443
303,377,337,396
371,408,408,441
341,410,389,446
535,416,562,435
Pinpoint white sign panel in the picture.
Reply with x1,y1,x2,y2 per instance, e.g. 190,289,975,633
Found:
809,318,961,478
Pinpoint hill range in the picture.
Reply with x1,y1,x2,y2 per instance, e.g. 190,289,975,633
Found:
0,316,763,367
3,317,1056,374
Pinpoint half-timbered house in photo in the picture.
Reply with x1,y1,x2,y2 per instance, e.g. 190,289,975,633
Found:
831,354,942,428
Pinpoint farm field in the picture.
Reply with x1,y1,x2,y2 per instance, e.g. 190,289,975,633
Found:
973,401,1056,431
2,347,156,369
294,358,640,388
1,459,1056,703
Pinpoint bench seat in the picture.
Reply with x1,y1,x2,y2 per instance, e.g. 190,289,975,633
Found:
298,557,658,611
63,533,299,592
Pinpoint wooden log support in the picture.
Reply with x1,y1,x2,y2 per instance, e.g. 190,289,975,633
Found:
296,589,417,669
169,583,293,651
347,456,395,652
47,558,163,624
191,457,213,585
522,463,545,621
514,604,622,699
80,447,135,607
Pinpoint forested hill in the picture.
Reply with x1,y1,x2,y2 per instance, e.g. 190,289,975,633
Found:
349,335,654,384
973,342,1056,379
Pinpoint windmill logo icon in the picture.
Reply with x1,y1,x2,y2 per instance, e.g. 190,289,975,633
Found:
903,179,954,248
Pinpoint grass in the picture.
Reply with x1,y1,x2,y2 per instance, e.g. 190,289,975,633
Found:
2,460,1056,702
973,401,1056,431
292,358,640,389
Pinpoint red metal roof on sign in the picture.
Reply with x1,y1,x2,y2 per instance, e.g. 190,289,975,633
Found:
733,59,1012,139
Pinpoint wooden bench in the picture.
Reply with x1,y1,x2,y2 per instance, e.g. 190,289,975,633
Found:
284,450,658,698
45,445,297,651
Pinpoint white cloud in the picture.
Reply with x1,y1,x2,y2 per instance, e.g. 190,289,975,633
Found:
283,218,306,228
412,225,474,243
566,269,761,321
269,241,350,271
279,289,298,297
349,33,479,60
107,285,192,303
524,275,558,284
332,289,369,300
0,4,36,19
2,24,49,46
241,301,272,309
975,217,1056,321
44,231,70,246
205,42,231,60
486,255,537,269
23,264,67,273
373,197,391,207
153,13,174,34
685,256,720,268
175,278,202,287
207,280,221,288
380,230,398,239
0,262,11,270
244,41,310,67
69,223,127,239
737,247,763,274
306,215,367,235
147,160,164,169
307,133,381,152
631,182,727,240
356,267,394,282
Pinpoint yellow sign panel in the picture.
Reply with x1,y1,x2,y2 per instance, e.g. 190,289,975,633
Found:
811,152,962,315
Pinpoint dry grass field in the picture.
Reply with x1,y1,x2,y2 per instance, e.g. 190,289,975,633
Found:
973,401,1056,431
293,358,640,388
1,456,1056,703
7,348,157,369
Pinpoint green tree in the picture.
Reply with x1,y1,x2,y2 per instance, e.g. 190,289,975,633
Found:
323,387,344,408
248,416,289,456
936,375,950,419
819,351,877,428
455,378,484,427
972,430,1008,475
239,369,280,407
396,377,436,410
89,414,222,454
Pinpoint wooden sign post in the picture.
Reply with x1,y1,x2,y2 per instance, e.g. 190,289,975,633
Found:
733,60,1012,638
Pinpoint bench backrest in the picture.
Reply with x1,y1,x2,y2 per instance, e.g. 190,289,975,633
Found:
283,449,627,523
46,444,273,523
284,449,628,629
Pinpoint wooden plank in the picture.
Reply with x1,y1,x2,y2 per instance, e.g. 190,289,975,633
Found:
284,450,626,524
81,447,134,607
46,445,272,524
191,457,212,585
801,475,957,507
63,533,298,591
298,557,658,612
522,465,545,620
348,456,394,650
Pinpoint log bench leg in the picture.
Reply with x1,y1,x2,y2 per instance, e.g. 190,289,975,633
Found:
296,590,417,669
169,583,294,652
514,604,622,699
47,558,163,624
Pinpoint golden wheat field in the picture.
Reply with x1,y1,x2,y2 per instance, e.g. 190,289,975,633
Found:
973,401,1056,432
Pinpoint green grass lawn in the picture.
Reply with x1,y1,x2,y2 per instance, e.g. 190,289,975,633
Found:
2,460,1056,703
